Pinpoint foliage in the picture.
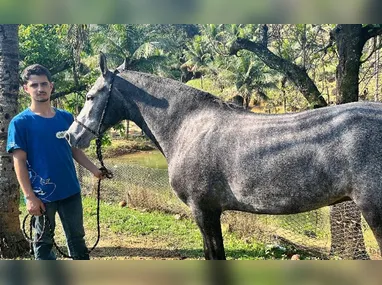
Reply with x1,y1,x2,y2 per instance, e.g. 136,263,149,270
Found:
17,24,382,126
89,24,190,79
18,25,94,114
19,24,70,71
186,78,225,97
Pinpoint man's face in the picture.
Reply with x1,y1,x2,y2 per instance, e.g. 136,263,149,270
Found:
23,75,54,103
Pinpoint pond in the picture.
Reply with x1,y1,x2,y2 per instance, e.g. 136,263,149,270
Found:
105,150,168,169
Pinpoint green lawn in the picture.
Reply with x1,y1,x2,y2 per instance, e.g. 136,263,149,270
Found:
19,195,315,260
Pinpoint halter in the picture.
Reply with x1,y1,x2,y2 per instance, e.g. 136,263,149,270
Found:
75,71,117,138
74,71,118,174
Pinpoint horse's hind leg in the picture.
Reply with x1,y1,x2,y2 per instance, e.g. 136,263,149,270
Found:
357,201,382,258
192,207,226,260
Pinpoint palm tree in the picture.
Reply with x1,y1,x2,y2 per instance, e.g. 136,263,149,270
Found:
90,24,181,137
90,25,170,74
0,24,29,258
216,51,276,109
182,34,213,88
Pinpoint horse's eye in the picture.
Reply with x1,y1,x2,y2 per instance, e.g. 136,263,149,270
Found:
86,95,94,101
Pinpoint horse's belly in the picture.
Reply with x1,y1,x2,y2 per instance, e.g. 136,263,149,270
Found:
225,150,350,214
231,195,324,215
228,184,343,215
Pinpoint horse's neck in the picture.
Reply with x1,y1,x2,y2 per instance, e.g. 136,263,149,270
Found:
122,74,201,158
134,99,196,158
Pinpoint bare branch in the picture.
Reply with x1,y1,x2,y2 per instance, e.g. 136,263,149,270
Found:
360,37,382,64
50,61,72,76
51,85,87,100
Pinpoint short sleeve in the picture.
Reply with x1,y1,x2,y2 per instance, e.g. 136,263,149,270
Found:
7,118,27,153
61,109,75,126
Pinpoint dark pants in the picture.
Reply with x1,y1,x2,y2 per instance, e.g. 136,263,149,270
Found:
33,193,89,260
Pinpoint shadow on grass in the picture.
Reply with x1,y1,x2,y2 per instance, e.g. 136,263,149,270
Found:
82,247,267,260
87,247,200,259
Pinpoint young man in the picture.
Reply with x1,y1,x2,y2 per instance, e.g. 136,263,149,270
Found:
7,64,104,260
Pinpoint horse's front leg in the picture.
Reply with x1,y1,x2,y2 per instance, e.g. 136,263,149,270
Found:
192,206,226,260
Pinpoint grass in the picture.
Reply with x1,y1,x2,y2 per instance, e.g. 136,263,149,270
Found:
18,195,314,260
82,196,319,260
85,137,155,159
105,151,168,169
19,182,380,260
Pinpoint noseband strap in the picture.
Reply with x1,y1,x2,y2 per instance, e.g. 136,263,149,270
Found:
75,119,100,137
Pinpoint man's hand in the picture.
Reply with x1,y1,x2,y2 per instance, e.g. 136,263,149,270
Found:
94,169,104,180
26,195,45,216
72,147,113,180
94,167,113,180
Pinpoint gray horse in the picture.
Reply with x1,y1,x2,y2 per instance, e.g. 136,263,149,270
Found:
66,53,382,259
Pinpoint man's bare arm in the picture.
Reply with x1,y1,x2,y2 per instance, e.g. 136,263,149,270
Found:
71,147,103,179
12,149,45,215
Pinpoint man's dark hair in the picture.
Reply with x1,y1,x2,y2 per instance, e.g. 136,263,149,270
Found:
21,64,52,84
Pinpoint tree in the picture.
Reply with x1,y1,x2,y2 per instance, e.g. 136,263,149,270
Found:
328,24,382,259
89,24,192,137
182,34,213,88
90,25,172,75
215,51,276,109
18,25,91,112
331,24,382,103
0,24,29,258
230,25,328,108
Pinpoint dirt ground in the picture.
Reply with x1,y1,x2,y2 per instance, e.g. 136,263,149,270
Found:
87,231,196,260
52,213,202,260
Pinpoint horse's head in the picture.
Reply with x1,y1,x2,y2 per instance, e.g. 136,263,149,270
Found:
66,53,126,148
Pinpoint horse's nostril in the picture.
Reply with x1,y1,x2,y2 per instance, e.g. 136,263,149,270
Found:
65,132,71,144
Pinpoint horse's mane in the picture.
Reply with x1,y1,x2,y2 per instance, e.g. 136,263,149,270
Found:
119,70,248,113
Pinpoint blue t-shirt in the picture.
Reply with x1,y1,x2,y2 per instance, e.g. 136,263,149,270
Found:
7,108,81,203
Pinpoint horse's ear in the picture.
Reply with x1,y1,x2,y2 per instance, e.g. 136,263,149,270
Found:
116,58,127,73
99,52,109,77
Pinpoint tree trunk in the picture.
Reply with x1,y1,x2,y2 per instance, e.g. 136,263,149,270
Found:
0,25,29,258
334,25,363,104
375,38,380,102
330,24,369,260
0,24,29,258
281,76,287,113
125,120,130,139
